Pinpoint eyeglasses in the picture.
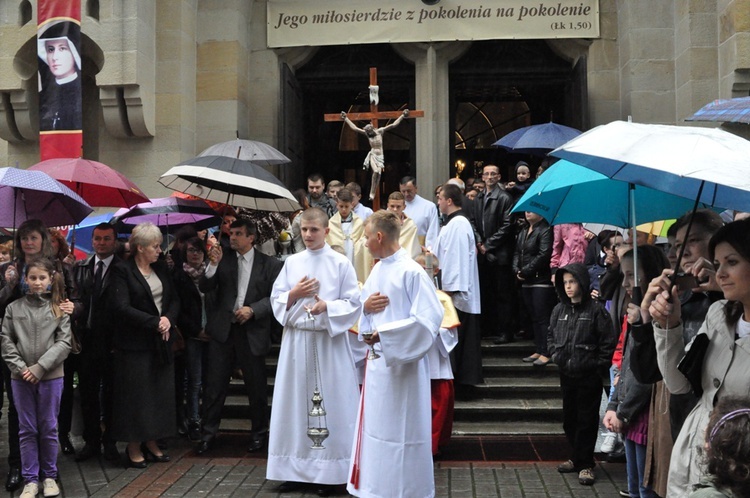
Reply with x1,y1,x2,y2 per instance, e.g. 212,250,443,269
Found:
186,247,202,254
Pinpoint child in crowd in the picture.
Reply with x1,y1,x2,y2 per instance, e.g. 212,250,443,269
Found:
0,241,13,263
345,182,373,221
604,245,669,498
505,161,534,202
416,253,459,457
327,180,344,201
690,396,750,498
1,259,72,498
548,263,617,486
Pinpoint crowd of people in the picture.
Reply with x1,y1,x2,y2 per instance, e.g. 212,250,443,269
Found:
0,162,749,498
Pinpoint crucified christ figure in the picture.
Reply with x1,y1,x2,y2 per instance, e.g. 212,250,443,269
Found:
341,109,409,200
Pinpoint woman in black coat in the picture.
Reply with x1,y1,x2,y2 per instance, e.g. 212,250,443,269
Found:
111,223,179,467
512,211,557,366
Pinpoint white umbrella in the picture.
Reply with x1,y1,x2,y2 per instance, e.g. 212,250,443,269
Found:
198,138,291,165
159,156,300,212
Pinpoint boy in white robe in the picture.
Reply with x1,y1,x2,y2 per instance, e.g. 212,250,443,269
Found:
326,187,365,278
348,211,444,498
267,208,362,496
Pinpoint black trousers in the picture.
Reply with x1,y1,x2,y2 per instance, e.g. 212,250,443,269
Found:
521,285,558,356
201,325,268,441
478,262,516,337
559,371,602,470
59,339,114,447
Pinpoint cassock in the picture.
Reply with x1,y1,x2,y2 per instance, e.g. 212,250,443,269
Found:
404,194,440,249
428,290,460,454
268,245,362,485
347,248,444,498
434,211,483,385
355,216,421,283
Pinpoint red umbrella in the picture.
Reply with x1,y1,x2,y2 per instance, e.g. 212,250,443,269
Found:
28,158,148,208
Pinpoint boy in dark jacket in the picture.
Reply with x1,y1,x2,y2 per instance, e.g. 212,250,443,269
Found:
547,263,617,486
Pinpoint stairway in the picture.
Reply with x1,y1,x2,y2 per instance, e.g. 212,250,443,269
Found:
218,339,565,436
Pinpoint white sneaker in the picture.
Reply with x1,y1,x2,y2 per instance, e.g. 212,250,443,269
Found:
42,478,59,498
20,482,39,498
600,431,617,453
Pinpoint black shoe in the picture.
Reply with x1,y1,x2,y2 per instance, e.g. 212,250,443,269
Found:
141,443,170,463
75,443,101,462
493,334,513,344
103,442,120,462
316,484,335,497
60,434,75,455
126,448,147,469
188,421,202,443
277,481,303,493
196,439,213,455
247,430,268,453
4,466,21,492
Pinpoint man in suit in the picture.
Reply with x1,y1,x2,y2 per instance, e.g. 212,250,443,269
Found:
471,164,518,344
66,223,122,462
197,218,283,454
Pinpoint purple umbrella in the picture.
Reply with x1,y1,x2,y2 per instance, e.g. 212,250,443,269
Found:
0,167,93,228
111,197,220,234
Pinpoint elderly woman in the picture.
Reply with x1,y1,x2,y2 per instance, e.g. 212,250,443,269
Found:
111,223,179,468
0,219,80,491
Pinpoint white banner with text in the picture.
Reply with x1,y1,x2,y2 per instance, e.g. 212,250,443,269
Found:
267,0,599,48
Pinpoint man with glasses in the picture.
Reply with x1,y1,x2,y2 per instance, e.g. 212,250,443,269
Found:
470,165,517,344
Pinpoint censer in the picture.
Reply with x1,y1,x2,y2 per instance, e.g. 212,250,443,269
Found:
305,306,329,449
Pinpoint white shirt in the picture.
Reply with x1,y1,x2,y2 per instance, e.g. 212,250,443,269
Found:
404,194,440,249
235,249,254,310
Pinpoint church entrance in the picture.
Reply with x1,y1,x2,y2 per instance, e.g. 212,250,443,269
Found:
283,39,586,203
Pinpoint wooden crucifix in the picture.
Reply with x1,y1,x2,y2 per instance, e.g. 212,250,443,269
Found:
324,67,423,211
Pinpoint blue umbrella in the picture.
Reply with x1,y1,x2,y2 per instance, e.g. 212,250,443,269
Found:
493,122,581,155
512,160,716,227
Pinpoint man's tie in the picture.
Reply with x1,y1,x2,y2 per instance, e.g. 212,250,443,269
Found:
93,260,104,301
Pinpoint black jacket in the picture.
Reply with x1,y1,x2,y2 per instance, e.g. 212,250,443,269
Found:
199,247,283,355
173,265,207,339
512,218,554,284
470,186,516,266
72,255,123,351
547,263,617,378
111,259,180,352
607,322,653,425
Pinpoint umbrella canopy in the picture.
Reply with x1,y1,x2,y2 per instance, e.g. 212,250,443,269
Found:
493,122,582,155
550,120,750,212
0,167,92,228
28,158,149,207
512,160,712,227
686,96,750,124
111,197,220,234
159,155,301,212
198,139,291,165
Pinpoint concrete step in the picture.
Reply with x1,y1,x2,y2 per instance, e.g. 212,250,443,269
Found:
452,420,563,436
453,398,563,423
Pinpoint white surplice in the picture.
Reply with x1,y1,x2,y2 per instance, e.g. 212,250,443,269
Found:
347,248,444,498
267,245,362,485
434,212,481,314
404,194,440,249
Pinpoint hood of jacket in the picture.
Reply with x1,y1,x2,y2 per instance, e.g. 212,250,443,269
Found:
554,262,591,306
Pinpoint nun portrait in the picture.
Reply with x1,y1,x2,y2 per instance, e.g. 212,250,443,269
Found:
37,21,82,132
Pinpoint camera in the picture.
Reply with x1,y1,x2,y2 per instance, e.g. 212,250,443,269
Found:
674,272,698,292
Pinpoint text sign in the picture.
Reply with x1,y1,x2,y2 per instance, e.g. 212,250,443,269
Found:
268,0,599,48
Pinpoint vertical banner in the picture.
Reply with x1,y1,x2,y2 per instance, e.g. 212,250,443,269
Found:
38,0,82,161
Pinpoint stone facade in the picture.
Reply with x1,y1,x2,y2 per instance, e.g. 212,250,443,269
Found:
0,0,748,198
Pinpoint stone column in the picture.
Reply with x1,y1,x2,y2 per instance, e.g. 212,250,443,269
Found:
392,42,470,199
